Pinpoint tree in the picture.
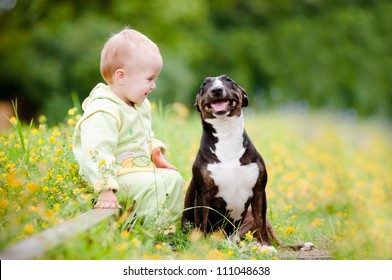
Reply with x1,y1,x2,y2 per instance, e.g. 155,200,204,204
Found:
1,0,391,123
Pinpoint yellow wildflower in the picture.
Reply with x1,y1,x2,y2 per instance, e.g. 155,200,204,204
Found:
117,242,127,252
67,119,75,126
52,130,61,137
245,231,254,241
56,175,64,183
9,116,17,126
0,199,9,209
311,218,324,227
38,115,47,124
120,230,130,238
53,203,61,212
24,223,35,235
5,163,15,170
260,248,271,254
72,188,81,195
27,182,40,193
7,172,23,187
207,249,226,260
285,226,295,234
44,209,54,218
29,205,40,212
307,203,315,210
68,108,77,116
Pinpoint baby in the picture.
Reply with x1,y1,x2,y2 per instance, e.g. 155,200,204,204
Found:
73,27,183,225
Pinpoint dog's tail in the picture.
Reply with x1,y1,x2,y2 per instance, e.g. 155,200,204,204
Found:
239,209,314,251
266,219,314,251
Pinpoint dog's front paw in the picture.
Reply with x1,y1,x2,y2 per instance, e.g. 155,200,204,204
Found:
300,242,315,251
260,245,278,254
248,242,277,254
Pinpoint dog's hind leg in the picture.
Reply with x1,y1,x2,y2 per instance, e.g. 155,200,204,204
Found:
251,191,273,247
241,209,314,251
239,208,280,245
236,209,255,238
238,209,279,242
266,217,314,251
266,219,284,247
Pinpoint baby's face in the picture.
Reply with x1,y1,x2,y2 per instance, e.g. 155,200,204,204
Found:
118,49,163,105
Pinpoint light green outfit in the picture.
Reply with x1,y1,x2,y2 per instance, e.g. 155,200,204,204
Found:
73,83,183,224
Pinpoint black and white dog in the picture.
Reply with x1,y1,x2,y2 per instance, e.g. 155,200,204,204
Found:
182,75,313,252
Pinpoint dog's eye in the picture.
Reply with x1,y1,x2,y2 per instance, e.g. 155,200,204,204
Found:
199,80,210,93
199,83,207,92
222,75,232,82
222,76,237,89
229,84,239,92
201,78,212,88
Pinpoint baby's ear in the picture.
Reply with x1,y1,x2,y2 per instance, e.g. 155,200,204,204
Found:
114,69,126,84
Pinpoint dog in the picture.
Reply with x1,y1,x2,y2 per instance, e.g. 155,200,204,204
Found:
182,75,313,252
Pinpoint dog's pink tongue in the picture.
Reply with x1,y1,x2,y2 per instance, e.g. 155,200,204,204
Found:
211,101,228,111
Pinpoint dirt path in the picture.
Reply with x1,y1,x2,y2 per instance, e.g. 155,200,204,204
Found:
278,249,333,260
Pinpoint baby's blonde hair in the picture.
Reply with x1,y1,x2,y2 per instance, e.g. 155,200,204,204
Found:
100,27,159,84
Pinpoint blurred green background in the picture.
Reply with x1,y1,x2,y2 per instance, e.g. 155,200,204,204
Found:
1,0,391,123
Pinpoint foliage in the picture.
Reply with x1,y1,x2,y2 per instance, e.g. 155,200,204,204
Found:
1,0,391,123
0,107,92,248
0,105,391,259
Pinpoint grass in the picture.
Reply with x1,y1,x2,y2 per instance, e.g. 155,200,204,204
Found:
0,103,391,260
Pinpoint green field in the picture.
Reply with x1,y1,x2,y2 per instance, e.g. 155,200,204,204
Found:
0,104,391,259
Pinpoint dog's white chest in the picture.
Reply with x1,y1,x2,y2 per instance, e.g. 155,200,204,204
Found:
206,116,259,222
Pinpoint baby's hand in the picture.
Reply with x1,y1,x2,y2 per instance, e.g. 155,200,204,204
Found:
94,189,122,209
152,148,178,171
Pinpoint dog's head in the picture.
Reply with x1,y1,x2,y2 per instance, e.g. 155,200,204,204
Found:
195,75,248,119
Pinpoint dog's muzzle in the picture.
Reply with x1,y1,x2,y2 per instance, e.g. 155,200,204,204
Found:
204,87,238,116
205,99,237,116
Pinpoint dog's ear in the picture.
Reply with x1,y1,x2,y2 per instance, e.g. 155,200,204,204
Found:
194,93,201,112
240,87,248,107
